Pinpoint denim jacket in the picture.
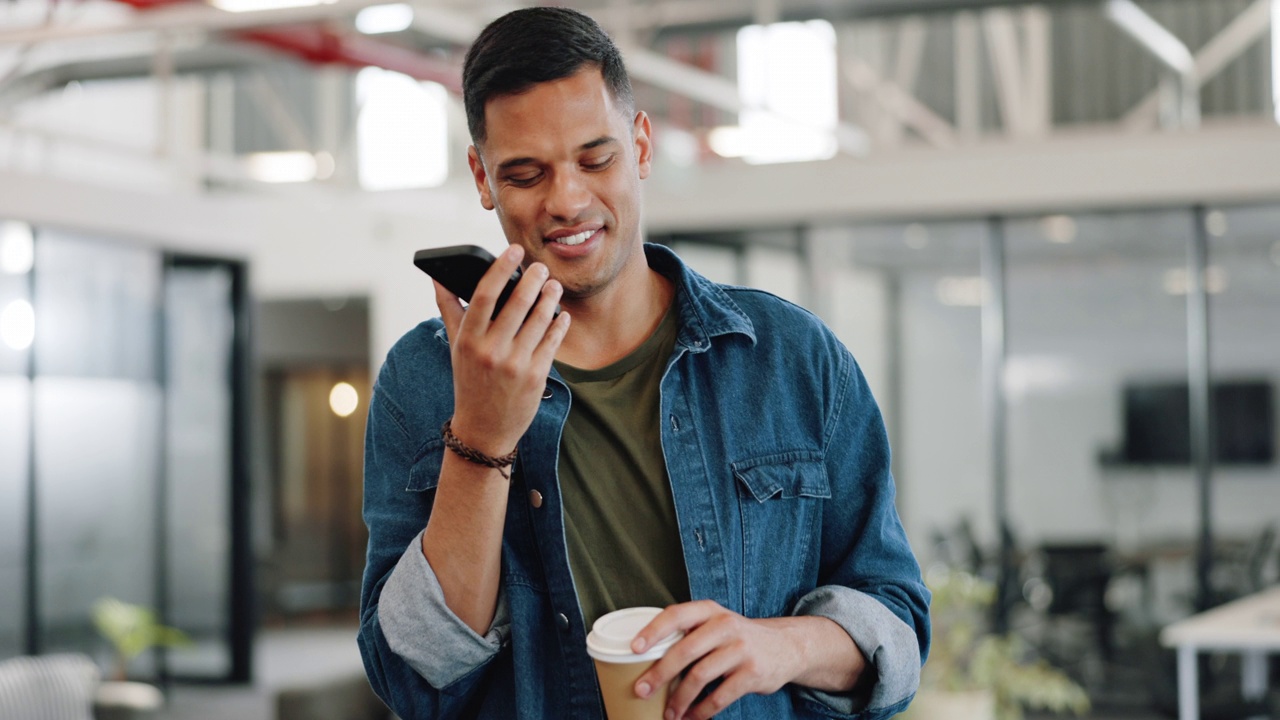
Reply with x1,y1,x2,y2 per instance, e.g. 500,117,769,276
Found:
359,244,930,720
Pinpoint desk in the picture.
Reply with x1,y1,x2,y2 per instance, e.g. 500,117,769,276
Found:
1160,586,1280,720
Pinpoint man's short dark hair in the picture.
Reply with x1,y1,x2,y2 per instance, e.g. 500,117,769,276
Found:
463,7,635,145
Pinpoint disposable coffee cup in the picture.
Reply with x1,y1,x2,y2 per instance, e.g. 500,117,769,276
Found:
586,607,683,720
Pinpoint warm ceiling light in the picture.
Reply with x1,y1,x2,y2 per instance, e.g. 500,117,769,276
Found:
1,299,35,351
1040,214,1077,244
209,0,336,13
935,276,987,307
329,382,359,418
1,221,34,274
706,126,749,159
356,3,413,34
243,152,318,183
658,126,699,168
314,151,336,180
1203,210,1228,238
1163,266,1228,295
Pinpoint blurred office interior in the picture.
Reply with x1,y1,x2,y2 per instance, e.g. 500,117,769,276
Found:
1,0,1279,717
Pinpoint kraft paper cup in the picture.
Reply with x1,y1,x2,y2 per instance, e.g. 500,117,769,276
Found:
586,607,683,720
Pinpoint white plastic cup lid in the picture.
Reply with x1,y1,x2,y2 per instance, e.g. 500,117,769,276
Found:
586,607,682,663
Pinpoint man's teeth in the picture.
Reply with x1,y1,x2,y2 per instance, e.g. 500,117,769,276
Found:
552,229,594,246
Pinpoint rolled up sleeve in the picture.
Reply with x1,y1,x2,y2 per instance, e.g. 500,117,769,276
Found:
792,585,922,715
378,530,511,688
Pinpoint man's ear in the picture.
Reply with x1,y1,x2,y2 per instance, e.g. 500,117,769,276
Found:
467,146,495,210
633,111,653,180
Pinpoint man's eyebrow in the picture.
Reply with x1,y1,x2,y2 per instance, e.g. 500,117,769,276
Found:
496,156,538,172
580,136,618,151
494,137,619,172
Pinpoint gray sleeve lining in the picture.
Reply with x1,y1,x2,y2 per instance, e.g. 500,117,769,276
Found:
791,585,922,714
376,530,510,688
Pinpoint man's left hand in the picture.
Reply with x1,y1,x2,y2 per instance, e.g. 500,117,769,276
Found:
629,600,865,720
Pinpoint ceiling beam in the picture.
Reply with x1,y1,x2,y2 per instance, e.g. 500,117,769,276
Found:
597,0,1097,36
0,0,391,45
1122,0,1271,130
0,43,274,112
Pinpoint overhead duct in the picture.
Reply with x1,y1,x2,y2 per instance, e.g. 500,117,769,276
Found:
0,44,275,112
100,0,463,88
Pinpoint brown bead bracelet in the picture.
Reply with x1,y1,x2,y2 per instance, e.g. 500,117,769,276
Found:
441,418,518,479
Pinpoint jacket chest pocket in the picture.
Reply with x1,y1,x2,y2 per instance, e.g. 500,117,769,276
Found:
731,451,830,619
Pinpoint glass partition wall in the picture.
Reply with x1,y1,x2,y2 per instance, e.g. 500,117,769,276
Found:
0,221,34,661
0,222,251,683
1002,211,1200,696
34,231,165,670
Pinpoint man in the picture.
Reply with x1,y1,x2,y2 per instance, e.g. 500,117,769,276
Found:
358,7,929,720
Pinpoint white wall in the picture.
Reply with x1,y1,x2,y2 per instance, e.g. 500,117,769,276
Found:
900,271,991,554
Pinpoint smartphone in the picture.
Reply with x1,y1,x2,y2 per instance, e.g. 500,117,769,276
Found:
414,245,558,320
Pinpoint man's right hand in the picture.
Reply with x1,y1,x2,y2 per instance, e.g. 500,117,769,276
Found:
426,245,568,635
434,245,570,457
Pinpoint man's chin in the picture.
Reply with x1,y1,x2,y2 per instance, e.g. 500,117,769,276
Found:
557,282,604,302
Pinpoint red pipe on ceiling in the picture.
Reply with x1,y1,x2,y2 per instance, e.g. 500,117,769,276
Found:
111,0,462,91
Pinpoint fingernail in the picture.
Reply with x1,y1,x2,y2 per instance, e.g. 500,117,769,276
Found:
635,682,650,698
664,710,674,720
632,638,647,652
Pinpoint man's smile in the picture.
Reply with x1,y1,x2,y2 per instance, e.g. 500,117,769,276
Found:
549,228,594,246
544,226,604,248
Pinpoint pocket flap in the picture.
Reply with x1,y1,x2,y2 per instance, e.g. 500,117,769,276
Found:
407,439,445,492
731,450,830,502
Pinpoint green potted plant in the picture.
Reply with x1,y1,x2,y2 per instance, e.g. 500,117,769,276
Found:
91,597,192,720
905,568,1091,720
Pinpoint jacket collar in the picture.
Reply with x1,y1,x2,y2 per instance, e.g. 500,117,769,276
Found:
645,243,755,352
433,242,757,350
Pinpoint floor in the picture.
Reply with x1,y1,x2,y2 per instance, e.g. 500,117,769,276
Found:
156,624,367,720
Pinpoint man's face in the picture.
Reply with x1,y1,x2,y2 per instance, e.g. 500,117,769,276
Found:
467,67,652,300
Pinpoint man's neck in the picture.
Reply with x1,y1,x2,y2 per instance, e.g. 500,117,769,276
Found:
554,261,674,371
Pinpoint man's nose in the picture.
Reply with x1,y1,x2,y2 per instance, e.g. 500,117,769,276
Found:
544,170,591,221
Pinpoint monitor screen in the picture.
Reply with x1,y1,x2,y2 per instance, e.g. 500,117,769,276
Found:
1123,381,1274,465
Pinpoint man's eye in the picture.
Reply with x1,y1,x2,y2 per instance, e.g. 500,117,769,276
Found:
583,156,614,171
506,174,540,186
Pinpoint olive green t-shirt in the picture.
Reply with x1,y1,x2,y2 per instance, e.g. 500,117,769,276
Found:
553,304,691,628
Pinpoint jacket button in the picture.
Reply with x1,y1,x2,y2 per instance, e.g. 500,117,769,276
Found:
542,386,553,400
557,613,569,630
529,490,543,509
